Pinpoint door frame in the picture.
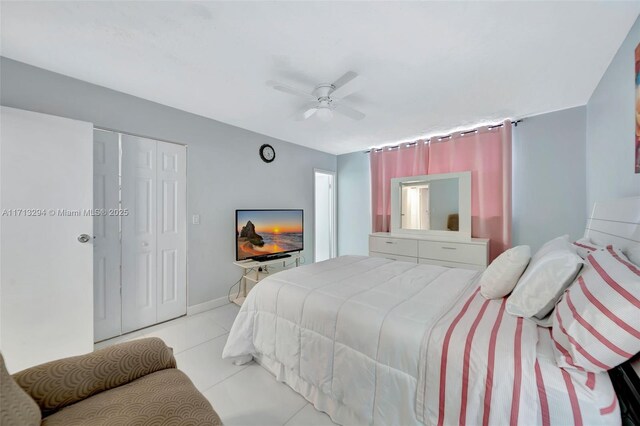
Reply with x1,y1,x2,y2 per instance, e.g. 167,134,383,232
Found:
313,168,337,262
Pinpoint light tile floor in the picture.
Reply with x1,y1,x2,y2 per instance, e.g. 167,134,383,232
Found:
95,303,337,426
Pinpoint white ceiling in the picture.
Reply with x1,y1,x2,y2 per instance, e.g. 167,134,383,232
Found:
1,1,639,155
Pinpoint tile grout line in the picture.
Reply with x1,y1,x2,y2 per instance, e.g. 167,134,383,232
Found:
94,305,239,349
198,360,254,394
173,334,230,366
171,330,230,356
282,401,309,426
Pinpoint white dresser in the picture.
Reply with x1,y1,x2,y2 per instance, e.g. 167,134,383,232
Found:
369,232,490,270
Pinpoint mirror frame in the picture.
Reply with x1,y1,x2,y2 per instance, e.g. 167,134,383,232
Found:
390,171,471,240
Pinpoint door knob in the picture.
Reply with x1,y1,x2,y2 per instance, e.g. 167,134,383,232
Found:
77,234,91,243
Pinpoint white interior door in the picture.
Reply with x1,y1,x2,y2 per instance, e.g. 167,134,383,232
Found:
420,186,430,230
121,135,158,333
401,186,411,229
156,141,187,322
314,170,336,262
93,130,121,341
0,106,94,372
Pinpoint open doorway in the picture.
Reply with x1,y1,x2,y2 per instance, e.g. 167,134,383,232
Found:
401,183,430,230
314,169,336,262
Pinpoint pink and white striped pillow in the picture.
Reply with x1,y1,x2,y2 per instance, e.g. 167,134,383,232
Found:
552,246,640,373
572,238,604,259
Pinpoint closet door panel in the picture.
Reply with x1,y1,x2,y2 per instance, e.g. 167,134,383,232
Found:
156,142,187,322
93,130,121,341
121,135,158,333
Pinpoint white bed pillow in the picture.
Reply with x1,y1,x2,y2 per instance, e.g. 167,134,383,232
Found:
624,245,640,266
480,245,531,299
506,235,584,322
532,234,572,261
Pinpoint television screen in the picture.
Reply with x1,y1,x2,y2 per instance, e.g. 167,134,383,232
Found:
236,209,303,261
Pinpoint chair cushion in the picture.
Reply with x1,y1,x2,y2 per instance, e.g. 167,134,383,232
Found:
41,368,222,425
0,353,41,426
13,337,176,416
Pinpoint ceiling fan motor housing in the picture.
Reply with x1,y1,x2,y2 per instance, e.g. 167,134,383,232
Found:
313,84,334,99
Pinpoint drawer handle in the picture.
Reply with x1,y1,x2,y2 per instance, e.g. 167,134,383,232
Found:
385,241,396,244
441,246,457,250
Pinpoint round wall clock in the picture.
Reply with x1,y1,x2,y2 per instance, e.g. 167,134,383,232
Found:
259,144,276,163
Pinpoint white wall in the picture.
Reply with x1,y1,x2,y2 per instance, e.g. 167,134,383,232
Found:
314,172,331,261
0,57,336,308
512,107,587,251
337,152,371,255
586,15,640,210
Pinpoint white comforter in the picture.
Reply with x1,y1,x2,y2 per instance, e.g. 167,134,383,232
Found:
222,255,620,426
222,255,479,425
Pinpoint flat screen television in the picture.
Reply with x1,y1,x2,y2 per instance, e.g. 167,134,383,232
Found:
236,209,303,261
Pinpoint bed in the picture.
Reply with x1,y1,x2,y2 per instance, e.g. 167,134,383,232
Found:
223,197,640,426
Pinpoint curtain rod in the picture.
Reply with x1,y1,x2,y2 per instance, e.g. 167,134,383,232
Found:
364,119,522,153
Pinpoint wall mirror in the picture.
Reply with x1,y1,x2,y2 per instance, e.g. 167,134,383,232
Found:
390,171,471,240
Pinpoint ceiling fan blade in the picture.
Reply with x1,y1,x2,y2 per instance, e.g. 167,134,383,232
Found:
333,102,365,121
267,80,317,101
330,71,359,98
293,103,318,121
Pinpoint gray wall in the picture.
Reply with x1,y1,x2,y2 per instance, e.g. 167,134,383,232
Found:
337,151,371,255
512,107,587,251
586,16,640,210
0,57,336,307
337,106,589,254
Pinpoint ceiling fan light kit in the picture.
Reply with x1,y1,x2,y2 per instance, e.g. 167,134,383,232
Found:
267,71,365,122
316,106,333,122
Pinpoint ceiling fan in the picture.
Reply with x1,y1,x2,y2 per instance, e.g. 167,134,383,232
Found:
267,71,365,122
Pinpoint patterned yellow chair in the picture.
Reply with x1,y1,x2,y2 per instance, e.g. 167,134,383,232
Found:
0,337,222,425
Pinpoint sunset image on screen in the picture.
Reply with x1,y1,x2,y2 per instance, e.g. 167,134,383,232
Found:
236,210,303,260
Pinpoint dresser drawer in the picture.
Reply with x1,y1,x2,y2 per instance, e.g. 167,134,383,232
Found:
369,236,418,257
370,251,418,263
418,240,487,266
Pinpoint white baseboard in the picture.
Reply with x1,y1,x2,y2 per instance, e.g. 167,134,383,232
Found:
187,296,230,316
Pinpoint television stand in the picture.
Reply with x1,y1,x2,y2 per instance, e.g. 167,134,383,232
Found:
231,252,301,306
255,253,291,261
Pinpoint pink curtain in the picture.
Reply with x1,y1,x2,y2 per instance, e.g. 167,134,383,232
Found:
370,121,512,261
370,141,429,232
428,122,512,261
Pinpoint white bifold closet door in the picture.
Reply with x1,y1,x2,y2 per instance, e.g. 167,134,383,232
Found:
155,141,188,323
120,135,187,333
93,130,122,341
121,135,158,333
